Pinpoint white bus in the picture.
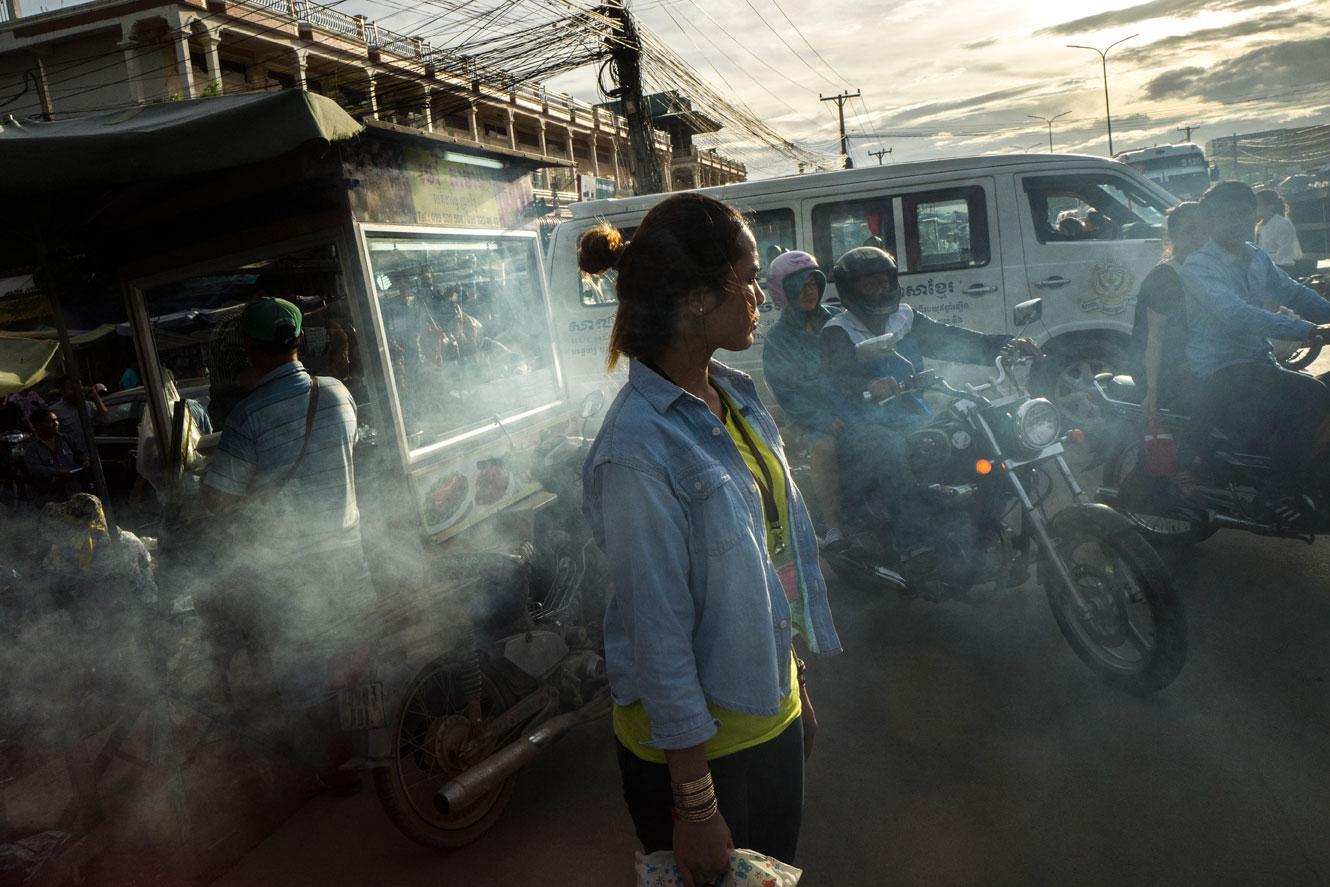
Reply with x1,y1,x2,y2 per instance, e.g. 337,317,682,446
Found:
1116,144,1212,200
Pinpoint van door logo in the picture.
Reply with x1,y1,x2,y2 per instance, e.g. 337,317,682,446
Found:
1087,260,1135,315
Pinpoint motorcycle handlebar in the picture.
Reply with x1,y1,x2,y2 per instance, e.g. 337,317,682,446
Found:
1285,333,1325,371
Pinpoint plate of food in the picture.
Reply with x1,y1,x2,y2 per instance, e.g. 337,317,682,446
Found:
473,462,513,507
423,471,471,529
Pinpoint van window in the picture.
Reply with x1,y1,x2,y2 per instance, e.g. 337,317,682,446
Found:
576,208,795,307
812,197,896,270
365,232,561,455
1023,174,1170,244
902,187,989,272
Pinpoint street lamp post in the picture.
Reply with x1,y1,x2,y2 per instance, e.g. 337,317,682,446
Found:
1067,34,1137,157
1027,111,1070,152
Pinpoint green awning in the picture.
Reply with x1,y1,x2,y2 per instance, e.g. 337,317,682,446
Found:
0,325,118,395
0,90,363,191
0,337,58,396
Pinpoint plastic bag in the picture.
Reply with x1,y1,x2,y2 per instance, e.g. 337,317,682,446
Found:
635,849,801,886
1142,415,1177,478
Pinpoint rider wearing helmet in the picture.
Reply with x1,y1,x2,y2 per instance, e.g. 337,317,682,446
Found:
762,250,846,541
821,246,1033,545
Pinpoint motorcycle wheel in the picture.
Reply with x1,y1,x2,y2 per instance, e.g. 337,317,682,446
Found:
373,657,517,850
1043,521,1187,693
1102,441,1218,546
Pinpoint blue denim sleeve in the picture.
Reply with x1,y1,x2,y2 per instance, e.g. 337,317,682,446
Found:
595,460,717,750
763,346,837,432
1184,253,1314,341
1264,252,1330,324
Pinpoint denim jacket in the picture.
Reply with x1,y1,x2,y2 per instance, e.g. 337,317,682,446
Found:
1182,240,1330,378
762,306,845,434
583,359,842,751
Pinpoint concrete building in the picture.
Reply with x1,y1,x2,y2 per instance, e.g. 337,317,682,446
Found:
0,0,743,202
599,91,747,190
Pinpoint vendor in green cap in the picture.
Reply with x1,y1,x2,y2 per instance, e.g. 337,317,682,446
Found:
201,295,375,794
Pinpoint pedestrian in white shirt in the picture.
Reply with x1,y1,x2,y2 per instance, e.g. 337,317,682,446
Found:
1255,189,1303,270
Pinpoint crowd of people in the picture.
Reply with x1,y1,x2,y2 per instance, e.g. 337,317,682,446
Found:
574,178,1323,883
1,174,1321,881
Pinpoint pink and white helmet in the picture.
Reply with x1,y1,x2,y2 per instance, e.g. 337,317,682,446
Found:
764,250,826,310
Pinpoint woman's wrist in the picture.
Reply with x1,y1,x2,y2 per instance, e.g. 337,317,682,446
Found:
671,770,718,822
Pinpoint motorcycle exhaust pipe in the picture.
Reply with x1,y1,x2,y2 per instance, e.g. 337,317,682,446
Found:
1206,511,1313,542
434,692,611,816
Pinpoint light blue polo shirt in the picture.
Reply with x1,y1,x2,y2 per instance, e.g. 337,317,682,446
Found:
204,361,364,560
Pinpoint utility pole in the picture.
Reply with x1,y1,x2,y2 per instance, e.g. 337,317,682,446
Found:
820,90,861,169
1231,132,1239,181
1027,111,1069,152
1176,124,1199,142
1068,34,1137,157
868,147,892,165
602,1,664,195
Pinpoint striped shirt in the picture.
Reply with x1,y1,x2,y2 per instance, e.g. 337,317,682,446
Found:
203,361,364,561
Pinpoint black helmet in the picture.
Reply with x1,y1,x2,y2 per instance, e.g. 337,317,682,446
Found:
833,247,899,316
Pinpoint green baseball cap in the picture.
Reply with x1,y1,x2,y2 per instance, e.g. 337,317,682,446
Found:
241,297,303,345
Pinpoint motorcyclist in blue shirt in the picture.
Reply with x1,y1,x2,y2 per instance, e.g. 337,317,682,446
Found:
1180,181,1330,495
819,247,1035,548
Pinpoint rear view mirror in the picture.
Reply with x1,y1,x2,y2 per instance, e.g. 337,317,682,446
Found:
856,332,897,361
1013,298,1043,328
579,389,605,419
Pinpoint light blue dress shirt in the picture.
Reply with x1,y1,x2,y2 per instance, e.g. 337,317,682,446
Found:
1181,240,1330,379
583,359,841,751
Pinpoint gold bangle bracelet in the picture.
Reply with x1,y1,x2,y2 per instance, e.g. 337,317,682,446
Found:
675,792,718,813
676,799,719,823
671,773,714,795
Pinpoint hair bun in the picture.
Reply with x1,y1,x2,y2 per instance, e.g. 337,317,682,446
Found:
577,223,623,277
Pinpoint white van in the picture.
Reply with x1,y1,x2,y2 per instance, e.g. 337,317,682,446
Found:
546,153,1178,425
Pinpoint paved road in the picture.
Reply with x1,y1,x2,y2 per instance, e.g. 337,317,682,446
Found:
215,523,1330,887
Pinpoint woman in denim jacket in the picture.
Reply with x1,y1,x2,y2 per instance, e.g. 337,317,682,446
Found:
580,193,841,884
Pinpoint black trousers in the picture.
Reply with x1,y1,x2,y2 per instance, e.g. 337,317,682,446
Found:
1199,362,1330,486
616,718,804,864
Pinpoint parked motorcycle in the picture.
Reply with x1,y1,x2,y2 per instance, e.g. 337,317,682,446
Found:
821,299,1187,693
1095,333,1329,546
354,391,610,850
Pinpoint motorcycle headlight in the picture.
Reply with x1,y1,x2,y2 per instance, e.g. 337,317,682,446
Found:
1014,398,1060,451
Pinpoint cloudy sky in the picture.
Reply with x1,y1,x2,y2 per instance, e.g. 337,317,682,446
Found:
542,0,1330,177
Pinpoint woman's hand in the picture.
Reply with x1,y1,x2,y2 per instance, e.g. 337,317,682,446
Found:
1142,386,1159,420
800,682,817,760
1009,336,1042,357
673,813,733,887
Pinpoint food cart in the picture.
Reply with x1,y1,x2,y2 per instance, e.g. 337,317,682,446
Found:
0,90,607,855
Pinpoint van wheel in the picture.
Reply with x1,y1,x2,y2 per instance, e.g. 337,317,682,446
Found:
1034,338,1127,445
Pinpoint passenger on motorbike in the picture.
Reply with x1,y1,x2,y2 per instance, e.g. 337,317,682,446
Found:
1128,201,1205,419
819,246,1036,547
1180,181,1330,490
761,251,846,542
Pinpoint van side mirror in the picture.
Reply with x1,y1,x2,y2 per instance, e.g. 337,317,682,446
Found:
856,332,897,361
1013,298,1043,327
